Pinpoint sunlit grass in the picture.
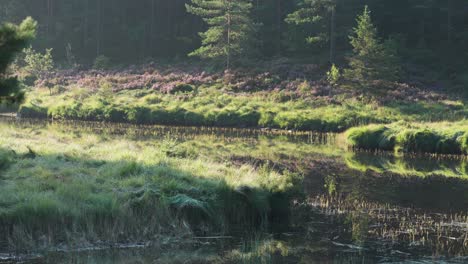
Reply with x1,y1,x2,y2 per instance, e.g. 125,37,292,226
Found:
345,121,468,155
0,122,302,252
18,85,468,132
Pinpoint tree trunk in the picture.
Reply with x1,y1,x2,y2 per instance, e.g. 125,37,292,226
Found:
46,0,51,38
447,0,453,45
276,0,282,55
150,0,156,52
83,0,89,48
96,0,102,56
329,4,336,64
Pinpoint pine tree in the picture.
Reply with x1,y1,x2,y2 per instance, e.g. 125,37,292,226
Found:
285,0,339,64
344,6,400,90
186,0,257,70
0,17,37,103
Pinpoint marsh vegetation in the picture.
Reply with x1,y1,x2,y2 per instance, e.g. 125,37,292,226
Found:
0,118,467,263
1,1,468,263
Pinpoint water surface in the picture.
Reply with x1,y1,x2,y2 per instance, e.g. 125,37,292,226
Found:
0,117,467,263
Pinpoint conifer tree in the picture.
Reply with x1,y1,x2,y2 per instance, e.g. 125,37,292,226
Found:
286,0,339,64
186,0,256,70
344,6,400,90
0,17,37,103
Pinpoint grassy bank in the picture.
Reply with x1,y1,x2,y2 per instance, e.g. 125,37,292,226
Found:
16,64,468,132
345,122,468,155
0,122,301,252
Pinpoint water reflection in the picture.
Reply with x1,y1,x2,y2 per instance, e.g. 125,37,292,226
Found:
0,117,467,263
346,152,468,178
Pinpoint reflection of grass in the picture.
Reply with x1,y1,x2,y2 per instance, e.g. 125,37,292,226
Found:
310,193,468,256
225,236,289,264
0,123,301,252
345,152,468,178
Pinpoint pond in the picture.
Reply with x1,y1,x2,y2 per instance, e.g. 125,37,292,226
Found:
0,117,467,263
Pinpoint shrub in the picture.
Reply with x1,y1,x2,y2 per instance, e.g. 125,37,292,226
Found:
98,80,114,101
327,64,341,87
23,47,54,79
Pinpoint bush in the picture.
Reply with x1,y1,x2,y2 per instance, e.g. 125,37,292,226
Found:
98,80,114,101
23,47,54,79
327,64,341,87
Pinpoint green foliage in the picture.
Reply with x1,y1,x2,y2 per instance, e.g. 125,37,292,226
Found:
0,17,37,103
285,1,336,40
23,47,54,79
93,55,112,70
98,80,114,101
186,0,257,69
326,64,341,87
344,6,400,91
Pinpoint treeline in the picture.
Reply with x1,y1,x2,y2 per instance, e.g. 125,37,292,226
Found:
1,1,468,71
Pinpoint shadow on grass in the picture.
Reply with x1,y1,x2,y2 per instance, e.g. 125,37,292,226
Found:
0,148,295,253
387,101,468,122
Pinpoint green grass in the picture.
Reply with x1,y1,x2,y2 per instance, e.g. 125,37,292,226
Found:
0,123,301,252
345,121,468,155
17,85,468,132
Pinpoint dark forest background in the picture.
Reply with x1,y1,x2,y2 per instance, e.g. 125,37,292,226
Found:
2,0,468,88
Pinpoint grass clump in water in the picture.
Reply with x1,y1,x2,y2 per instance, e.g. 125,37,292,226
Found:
345,122,468,155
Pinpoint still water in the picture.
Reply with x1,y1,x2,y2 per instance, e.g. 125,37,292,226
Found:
0,117,467,263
